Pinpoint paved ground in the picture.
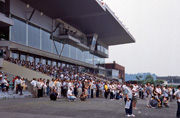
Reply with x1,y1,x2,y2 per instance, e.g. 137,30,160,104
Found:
0,97,177,118
0,90,32,99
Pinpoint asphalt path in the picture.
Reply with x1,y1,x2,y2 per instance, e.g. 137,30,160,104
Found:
0,97,177,118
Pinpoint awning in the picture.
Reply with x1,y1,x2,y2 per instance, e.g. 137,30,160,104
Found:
21,0,135,46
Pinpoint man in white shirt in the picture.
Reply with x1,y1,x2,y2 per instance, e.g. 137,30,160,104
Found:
67,87,76,101
124,81,135,117
31,78,37,98
156,85,162,95
174,85,180,118
3,77,9,92
56,79,62,98
132,82,139,109
15,77,23,95
49,79,55,94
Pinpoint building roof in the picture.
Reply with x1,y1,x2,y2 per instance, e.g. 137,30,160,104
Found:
21,0,135,46
157,76,180,80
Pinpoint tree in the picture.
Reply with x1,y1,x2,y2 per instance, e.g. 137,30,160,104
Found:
155,79,164,85
145,75,154,84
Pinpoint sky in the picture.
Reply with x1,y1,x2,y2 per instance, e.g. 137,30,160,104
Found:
103,0,180,76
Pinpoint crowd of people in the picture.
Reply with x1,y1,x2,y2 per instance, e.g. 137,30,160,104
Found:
28,73,178,117
1,55,180,117
0,71,28,95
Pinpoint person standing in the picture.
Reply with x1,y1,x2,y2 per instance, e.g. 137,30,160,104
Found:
169,86,173,102
30,78,37,98
104,82,109,99
124,81,135,117
15,76,23,95
46,79,50,96
96,81,100,98
37,78,43,98
77,81,82,98
90,80,94,98
49,79,55,94
56,79,62,98
109,82,115,101
62,80,67,98
99,81,103,98
132,82,139,109
174,85,180,118
4,77,9,92
146,82,152,108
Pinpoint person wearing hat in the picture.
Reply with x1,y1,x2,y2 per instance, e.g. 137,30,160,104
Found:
124,81,135,117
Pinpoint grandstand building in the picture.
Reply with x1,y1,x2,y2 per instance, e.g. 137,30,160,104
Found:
0,0,135,76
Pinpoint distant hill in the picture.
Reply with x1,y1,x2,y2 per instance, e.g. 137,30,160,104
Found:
125,73,157,81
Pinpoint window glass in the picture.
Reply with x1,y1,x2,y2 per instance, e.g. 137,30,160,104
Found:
42,30,51,52
70,45,76,60
35,58,40,64
52,41,62,55
11,18,26,45
62,44,69,57
58,62,61,67
29,56,34,63
47,60,51,65
12,53,19,59
20,54,26,61
28,24,40,49
76,48,82,61
52,61,56,66
42,59,46,64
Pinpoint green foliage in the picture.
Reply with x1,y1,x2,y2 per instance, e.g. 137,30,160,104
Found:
155,79,164,85
144,74,154,84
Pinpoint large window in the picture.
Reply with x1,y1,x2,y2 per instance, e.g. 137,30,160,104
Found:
20,54,26,61
35,58,40,64
42,59,46,64
83,51,89,63
42,30,51,52
28,24,40,49
76,48,82,61
52,41,62,55
29,56,34,63
11,18,26,45
12,52,19,59
70,45,76,60
62,44,69,57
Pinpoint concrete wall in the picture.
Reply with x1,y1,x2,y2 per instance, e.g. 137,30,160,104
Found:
0,60,52,81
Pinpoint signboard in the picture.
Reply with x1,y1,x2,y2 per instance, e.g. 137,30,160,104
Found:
112,69,119,78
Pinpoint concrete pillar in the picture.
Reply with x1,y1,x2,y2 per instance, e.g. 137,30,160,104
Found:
26,55,29,61
6,49,12,58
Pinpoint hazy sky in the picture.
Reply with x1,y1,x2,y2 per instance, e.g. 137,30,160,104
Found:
104,0,180,76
